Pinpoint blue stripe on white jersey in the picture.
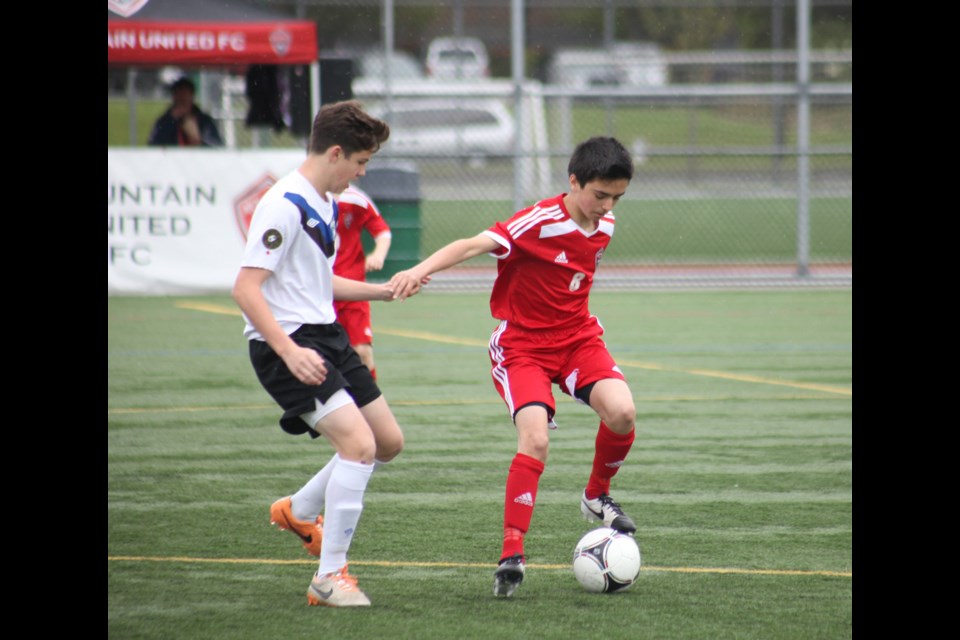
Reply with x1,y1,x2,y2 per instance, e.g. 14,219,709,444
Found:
284,192,338,258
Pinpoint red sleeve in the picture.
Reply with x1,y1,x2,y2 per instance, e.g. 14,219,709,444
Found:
362,206,391,237
346,190,388,238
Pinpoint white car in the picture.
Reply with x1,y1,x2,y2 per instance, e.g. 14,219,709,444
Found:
547,42,669,89
354,49,425,81
370,99,514,158
351,49,426,95
425,37,490,80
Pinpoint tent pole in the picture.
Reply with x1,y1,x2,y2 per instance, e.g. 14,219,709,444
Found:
310,61,320,130
127,68,138,146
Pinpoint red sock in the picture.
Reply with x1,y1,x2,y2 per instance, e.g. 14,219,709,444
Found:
501,453,544,561
585,422,635,499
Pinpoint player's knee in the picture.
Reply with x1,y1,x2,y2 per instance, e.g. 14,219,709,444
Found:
354,344,374,370
519,432,550,462
339,432,378,464
376,430,404,462
605,403,637,434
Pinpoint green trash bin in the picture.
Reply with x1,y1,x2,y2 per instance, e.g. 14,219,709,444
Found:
354,161,421,282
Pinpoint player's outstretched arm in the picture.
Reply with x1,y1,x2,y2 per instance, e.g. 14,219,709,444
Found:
389,234,498,300
333,275,396,302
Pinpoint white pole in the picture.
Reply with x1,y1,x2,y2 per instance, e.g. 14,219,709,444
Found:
511,0,525,212
310,61,321,125
796,0,811,276
127,68,137,146
384,0,395,114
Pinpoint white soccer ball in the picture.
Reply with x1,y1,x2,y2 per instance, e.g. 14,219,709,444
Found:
572,527,641,593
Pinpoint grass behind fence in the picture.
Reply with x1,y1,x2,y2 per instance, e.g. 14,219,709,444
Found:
109,99,852,151
108,290,852,639
417,197,853,264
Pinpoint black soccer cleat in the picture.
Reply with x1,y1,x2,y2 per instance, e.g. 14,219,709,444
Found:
493,554,526,598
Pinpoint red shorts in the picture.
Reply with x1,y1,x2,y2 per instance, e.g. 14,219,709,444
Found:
333,300,373,346
487,317,626,421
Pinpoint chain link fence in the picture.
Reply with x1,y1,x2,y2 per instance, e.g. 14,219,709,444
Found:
351,76,851,290
107,2,851,290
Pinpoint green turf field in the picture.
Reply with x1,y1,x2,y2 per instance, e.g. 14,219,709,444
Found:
108,290,852,639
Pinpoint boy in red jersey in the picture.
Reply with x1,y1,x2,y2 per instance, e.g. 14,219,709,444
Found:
389,136,638,598
332,184,392,380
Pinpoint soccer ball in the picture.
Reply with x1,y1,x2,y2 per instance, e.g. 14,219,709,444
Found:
572,527,641,593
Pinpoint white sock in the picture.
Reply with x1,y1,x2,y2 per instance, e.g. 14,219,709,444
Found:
291,454,339,522
317,458,374,576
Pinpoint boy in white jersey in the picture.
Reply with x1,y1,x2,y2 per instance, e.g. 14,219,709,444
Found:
233,100,405,607
389,137,638,598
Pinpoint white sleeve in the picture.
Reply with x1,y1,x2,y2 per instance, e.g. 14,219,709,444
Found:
241,198,299,272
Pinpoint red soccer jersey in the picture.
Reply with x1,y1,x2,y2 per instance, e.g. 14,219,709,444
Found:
483,194,615,333
333,185,392,282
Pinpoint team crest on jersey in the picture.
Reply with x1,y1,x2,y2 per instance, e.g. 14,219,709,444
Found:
343,212,354,229
262,228,283,250
595,247,605,266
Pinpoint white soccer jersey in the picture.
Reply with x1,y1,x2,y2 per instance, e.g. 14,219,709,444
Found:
240,170,339,340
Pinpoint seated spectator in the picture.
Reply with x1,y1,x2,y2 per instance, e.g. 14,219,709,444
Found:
148,77,224,147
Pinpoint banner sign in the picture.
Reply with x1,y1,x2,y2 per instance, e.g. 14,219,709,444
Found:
107,20,318,65
108,149,303,295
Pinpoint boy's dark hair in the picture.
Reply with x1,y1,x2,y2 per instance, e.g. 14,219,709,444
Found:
170,77,196,94
308,100,390,157
567,136,634,186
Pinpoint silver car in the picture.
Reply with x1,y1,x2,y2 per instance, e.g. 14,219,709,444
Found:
425,37,490,80
370,99,515,159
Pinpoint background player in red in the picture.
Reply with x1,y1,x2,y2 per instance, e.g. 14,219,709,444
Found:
389,136,638,598
332,184,392,380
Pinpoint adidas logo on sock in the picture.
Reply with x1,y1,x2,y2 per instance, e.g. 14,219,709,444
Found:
554,251,568,263
513,492,534,506
604,460,625,468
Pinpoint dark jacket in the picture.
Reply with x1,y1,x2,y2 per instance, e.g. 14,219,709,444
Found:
147,106,224,147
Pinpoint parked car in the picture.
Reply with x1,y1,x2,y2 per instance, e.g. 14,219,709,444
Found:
351,49,428,95
425,37,490,80
547,42,669,89
369,99,514,158
354,49,425,81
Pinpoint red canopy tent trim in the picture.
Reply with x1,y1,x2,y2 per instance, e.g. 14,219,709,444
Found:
108,1,321,145
108,20,317,66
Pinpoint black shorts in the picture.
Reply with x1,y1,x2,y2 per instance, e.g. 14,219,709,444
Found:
249,322,381,438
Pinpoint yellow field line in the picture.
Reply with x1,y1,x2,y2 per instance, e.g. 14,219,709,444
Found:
107,399,500,415
108,393,848,416
107,555,850,578
378,327,486,347
616,359,852,396
175,301,242,316
173,301,851,396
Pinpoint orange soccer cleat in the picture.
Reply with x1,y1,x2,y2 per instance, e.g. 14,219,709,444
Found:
269,496,324,557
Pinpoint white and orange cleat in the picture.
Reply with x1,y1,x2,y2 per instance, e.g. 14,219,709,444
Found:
307,565,371,607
